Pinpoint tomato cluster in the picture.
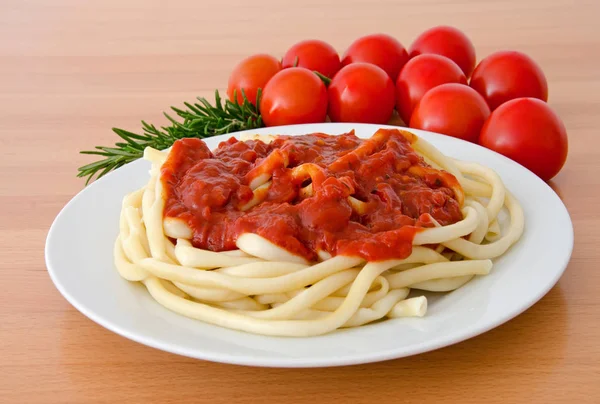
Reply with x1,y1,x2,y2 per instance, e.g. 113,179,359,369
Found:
226,28,568,181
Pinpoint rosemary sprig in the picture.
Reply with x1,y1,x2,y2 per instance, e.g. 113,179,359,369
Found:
77,90,263,184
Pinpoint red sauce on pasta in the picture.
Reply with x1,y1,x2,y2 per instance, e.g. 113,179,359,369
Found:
161,129,463,261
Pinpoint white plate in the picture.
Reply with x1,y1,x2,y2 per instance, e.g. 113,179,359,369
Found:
45,123,573,367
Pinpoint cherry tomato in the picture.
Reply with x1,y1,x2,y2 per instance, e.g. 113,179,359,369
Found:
260,67,328,127
227,54,282,106
410,83,490,143
396,54,467,124
470,51,548,110
479,98,567,181
282,39,341,78
328,63,395,124
409,26,476,78
341,34,409,82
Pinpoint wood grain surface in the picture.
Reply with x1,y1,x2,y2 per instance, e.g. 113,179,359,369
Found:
1,0,599,402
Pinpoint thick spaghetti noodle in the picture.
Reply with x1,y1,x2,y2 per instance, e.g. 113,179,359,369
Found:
115,128,523,337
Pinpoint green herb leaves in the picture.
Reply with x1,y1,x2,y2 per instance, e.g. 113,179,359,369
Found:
77,90,263,184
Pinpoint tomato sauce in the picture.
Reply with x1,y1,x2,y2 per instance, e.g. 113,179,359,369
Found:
161,129,463,262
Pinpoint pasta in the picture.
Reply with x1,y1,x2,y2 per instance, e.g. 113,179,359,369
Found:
114,128,524,337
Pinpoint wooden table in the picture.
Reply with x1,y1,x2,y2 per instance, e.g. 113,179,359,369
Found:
2,0,598,402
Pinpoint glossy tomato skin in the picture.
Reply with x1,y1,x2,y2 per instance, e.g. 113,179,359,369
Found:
409,26,476,78
282,39,341,78
410,83,490,143
227,54,282,105
341,34,409,82
479,98,567,181
470,51,548,111
396,54,467,124
260,67,328,127
328,63,395,124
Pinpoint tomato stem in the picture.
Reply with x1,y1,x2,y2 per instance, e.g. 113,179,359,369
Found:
313,71,332,86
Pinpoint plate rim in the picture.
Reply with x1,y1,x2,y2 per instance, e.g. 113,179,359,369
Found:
45,122,574,367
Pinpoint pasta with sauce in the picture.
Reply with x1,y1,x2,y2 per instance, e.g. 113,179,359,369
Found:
115,128,523,337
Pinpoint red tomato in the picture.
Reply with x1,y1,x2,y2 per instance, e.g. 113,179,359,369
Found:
227,54,282,105
341,34,409,82
396,54,467,124
470,51,548,110
479,98,567,181
260,67,328,127
410,83,490,142
409,26,476,78
282,39,341,78
328,63,395,124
